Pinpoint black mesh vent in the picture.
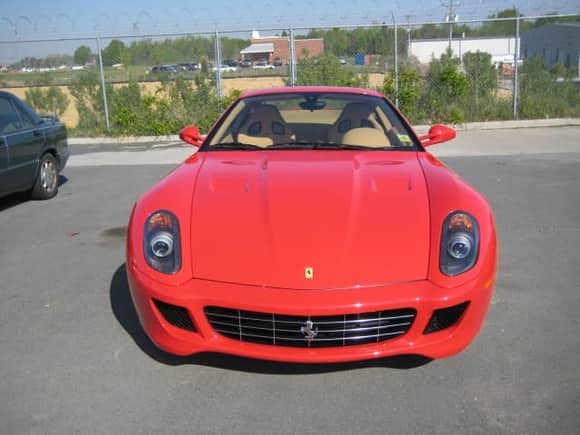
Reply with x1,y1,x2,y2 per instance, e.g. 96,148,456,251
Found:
424,302,470,334
153,299,196,332
204,306,416,348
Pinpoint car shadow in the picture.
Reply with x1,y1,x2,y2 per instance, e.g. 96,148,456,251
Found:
0,175,69,212
110,264,432,373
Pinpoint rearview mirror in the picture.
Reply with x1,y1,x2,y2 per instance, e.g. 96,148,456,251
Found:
179,125,204,147
418,125,456,147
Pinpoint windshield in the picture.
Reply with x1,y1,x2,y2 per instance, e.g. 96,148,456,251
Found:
204,92,419,151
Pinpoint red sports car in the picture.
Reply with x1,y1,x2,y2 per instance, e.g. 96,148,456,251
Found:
126,86,496,363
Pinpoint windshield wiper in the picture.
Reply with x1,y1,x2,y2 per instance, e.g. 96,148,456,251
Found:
268,141,317,149
270,142,388,151
338,144,390,150
210,142,264,150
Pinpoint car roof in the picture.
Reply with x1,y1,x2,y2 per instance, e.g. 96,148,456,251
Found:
240,86,384,99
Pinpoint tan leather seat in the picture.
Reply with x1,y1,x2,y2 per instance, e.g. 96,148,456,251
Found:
328,102,380,143
237,104,294,147
341,127,391,148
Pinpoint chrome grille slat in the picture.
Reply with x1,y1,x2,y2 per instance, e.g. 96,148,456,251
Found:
210,321,409,334
205,306,416,348
206,312,415,325
211,328,406,342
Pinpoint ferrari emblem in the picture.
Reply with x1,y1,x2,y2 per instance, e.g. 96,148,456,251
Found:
305,267,314,279
301,320,318,340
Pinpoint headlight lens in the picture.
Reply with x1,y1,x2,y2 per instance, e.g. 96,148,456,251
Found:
440,211,479,276
144,210,181,274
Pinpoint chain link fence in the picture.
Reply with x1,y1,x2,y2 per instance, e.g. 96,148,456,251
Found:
0,13,578,135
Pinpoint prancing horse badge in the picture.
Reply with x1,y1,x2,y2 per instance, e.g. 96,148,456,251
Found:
305,267,314,279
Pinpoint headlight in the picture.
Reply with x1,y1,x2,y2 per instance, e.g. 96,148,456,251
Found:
440,211,479,276
144,210,181,274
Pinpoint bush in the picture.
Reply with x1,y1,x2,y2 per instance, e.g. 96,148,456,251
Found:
294,53,369,88
382,67,422,121
518,57,580,119
25,86,70,117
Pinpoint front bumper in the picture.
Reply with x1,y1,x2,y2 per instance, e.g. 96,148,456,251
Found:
127,264,494,363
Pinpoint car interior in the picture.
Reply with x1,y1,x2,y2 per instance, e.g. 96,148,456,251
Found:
209,94,414,149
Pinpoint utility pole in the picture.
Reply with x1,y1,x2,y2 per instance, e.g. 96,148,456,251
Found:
405,15,412,58
442,0,461,49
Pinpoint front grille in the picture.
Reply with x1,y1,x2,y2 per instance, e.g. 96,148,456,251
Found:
204,306,416,348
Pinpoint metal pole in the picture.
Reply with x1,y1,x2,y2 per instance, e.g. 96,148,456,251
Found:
289,28,297,86
215,31,223,110
512,16,520,119
392,13,399,107
96,36,110,131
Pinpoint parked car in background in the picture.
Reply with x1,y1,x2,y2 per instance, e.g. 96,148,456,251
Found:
253,61,275,70
239,59,252,68
0,91,68,200
222,59,239,67
150,64,178,74
177,63,199,71
213,64,237,73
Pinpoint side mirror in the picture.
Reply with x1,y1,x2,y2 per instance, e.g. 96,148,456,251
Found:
179,125,204,147
418,124,456,147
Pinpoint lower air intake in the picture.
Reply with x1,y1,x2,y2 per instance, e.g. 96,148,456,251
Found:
153,299,196,332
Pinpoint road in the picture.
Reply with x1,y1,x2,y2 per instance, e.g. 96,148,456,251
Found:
1,127,579,434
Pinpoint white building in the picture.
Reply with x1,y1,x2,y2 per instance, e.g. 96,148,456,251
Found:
409,36,519,65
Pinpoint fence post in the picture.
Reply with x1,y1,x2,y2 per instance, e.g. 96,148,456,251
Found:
96,36,110,131
512,16,520,119
392,13,399,107
289,28,297,86
215,31,223,111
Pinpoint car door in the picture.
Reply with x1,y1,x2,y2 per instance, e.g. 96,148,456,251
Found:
0,95,44,194
0,133,8,197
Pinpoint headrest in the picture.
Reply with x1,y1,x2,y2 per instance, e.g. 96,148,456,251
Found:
341,127,391,148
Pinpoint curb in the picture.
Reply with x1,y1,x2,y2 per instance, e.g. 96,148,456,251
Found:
68,118,580,145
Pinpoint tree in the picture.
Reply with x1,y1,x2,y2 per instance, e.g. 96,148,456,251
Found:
463,51,497,112
73,45,92,65
101,39,125,66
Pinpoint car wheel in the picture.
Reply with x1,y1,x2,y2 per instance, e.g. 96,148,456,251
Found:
31,153,59,200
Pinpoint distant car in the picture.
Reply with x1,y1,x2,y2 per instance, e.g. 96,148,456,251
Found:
222,59,239,67
238,59,252,68
150,65,178,74
213,65,237,73
127,86,497,363
177,63,199,71
253,61,275,70
0,91,69,200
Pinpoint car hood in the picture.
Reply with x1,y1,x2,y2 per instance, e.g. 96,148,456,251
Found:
191,151,430,289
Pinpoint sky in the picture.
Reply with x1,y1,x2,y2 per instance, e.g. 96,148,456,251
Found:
1,0,579,63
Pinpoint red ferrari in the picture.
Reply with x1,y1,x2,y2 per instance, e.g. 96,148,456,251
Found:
126,86,497,363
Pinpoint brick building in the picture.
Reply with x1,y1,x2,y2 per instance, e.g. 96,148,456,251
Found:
240,32,324,64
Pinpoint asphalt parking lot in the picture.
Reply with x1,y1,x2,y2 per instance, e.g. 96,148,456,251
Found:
1,127,579,434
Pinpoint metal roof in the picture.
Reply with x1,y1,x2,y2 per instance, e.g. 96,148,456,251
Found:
240,43,274,55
